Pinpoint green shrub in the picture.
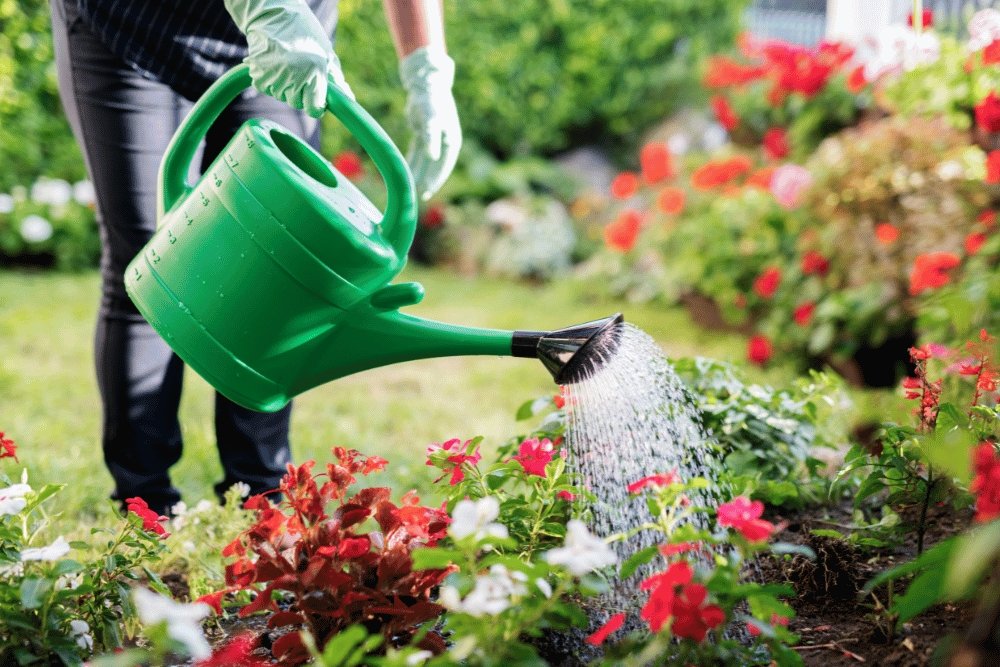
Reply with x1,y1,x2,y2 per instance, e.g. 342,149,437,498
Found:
331,0,748,159
0,0,85,192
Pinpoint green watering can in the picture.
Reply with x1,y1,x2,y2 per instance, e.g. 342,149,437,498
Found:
125,64,621,412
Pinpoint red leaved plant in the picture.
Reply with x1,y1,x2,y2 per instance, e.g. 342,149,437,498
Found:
210,448,454,665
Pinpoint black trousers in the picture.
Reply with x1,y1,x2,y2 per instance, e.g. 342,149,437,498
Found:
51,0,321,514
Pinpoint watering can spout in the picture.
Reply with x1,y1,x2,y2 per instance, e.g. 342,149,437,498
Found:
511,313,624,385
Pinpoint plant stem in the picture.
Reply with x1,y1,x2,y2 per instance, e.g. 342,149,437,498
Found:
917,468,935,556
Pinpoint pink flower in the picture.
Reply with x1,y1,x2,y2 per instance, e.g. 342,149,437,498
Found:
332,151,364,179
627,471,679,494
747,335,773,366
770,164,812,209
717,496,775,542
557,490,576,502
513,437,555,477
426,438,481,485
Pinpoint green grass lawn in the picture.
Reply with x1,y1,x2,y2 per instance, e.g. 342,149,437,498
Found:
0,265,760,530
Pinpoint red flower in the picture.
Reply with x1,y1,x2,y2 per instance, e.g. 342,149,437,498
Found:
800,250,829,276
747,335,773,366
196,633,268,667
557,490,576,502
362,455,388,475
976,92,1000,132
793,302,815,327
971,443,1000,523
986,39,1000,66
703,55,767,88
711,95,739,131
753,266,782,298
748,613,790,638
762,127,789,160
0,432,16,461
586,612,626,646
426,438,481,486
909,252,961,295
125,497,170,538
908,9,933,28
640,143,674,184
333,151,364,179
671,583,725,642
513,437,555,477
421,205,445,229
691,156,752,190
717,496,775,542
656,186,685,215
640,561,693,632
604,209,643,252
846,65,867,93
875,223,900,244
627,471,679,494
747,167,776,190
659,542,701,558
966,232,988,255
987,150,1000,184
979,210,997,229
610,172,640,199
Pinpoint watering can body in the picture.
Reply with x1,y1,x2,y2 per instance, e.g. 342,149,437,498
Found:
126,65,516,412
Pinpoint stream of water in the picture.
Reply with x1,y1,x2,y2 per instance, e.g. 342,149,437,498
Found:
542,324,723,663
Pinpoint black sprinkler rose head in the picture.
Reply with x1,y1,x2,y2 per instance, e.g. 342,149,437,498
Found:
511,314,624,385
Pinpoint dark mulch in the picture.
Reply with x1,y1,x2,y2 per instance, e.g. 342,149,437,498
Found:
759,500,979,666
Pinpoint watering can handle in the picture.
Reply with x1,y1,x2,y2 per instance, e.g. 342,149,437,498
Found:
158,64,417,261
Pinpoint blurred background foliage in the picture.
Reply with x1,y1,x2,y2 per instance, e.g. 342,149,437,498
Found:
323,0,747,159
0,0,86,191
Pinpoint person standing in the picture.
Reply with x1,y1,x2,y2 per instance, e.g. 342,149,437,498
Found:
50,0,461,515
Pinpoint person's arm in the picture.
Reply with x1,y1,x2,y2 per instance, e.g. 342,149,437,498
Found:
383,0,445,58
384,0,461,202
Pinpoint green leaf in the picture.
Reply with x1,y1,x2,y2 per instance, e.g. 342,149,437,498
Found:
411,548,460,571
320,625,371,665
619,545,659,580
809,529,845,540
52,560,83,576
20,577,52,609
945,522,1000,596
770,543,816,559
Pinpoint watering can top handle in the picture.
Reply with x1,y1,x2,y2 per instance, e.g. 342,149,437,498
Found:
158,64,417,260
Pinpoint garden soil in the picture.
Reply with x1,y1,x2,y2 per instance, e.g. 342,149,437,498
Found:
763,500,979,667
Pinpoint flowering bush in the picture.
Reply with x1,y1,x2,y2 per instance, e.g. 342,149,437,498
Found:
0,431,169,665
703,34,867,157
750,115,991,378
0,178,99,270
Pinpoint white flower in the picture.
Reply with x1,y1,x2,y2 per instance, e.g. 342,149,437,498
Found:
72,180,95,206
0,483,32,516
133,587,212,659
232,482,251,498
448,497,508,542
70,619,93,652
0,193,13,214
30,178,72,207
406,650,434,666
535,577,553,598
19,215,53,243
969,9,1000,51
862,26,940,81
545,520,618,576
667,132,691,156
193,499,214,514
440,564,528,617
21,536,70,562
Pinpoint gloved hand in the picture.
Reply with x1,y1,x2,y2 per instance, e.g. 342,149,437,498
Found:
223,0,353,118
399,46,462,201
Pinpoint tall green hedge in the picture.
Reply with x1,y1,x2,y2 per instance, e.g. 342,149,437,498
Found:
1,0,747,192
0,0,85,191
332,0,748,158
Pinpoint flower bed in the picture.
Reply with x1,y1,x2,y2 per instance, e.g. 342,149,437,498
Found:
583,11,1000,386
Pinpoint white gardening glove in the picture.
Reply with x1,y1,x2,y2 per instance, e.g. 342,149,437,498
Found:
223,0,354,118
399,46,462,201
